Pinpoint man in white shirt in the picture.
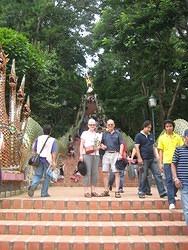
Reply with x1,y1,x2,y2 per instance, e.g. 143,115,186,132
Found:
28,124,58,198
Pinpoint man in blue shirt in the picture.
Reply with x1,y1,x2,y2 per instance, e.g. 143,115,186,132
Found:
135,120,167,198
171,129,188,225
100,119,124,198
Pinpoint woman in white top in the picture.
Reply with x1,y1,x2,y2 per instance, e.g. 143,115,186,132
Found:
79,118,101,198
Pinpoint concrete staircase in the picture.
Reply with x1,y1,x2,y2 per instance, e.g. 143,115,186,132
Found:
0,187,188,249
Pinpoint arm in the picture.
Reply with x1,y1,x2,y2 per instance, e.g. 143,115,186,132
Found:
100,133,107,150
119,143,124,159
79,138,85,161
158,149,164,172
135,144,143,165
171,163,182,189
51,140,58,169
127,147,137,164
131,147,137,159
153,147,159,160
171,148,182,188
51,152,57,169
118,133,125,158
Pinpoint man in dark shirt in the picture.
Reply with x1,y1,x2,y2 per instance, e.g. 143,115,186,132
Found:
135,120,167,198
100,119,124,198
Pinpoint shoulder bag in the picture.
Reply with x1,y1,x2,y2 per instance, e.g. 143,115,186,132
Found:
28,136,50,167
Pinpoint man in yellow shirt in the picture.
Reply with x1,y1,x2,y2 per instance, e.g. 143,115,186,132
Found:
158,120,183,209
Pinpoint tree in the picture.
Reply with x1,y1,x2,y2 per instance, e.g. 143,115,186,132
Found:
93,0,188,136
0,27,86,136
0,0,100,135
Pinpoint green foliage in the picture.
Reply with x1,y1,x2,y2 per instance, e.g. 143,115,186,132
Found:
1,0,188,140
93,0,188,137
0,0,98,136
0,27,86,137
0,28,44,76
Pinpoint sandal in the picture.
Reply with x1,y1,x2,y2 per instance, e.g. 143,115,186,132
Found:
115,192,121,198
84,192,92,198
91,192,101,197
100,191,110,197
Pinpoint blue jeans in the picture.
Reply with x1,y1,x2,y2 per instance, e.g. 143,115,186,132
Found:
30,160,50,196
138,167,151,193
108,169,125,190
180,184,188,225
140,159,166,196
164,164,177,205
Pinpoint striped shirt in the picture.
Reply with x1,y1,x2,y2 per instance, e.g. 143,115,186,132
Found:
172,145,188,185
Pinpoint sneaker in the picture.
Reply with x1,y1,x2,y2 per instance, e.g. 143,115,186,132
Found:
109,186,112,191
118,189,124,193
41,194,51,197
28,186,35,197
146,192,152,196
138,193,145,198
169,203,175,210
160,193,167,198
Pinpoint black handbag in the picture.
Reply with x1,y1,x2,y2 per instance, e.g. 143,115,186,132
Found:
28,153,40,167
77,161,87,176
28,136,49,167
115,159,128,171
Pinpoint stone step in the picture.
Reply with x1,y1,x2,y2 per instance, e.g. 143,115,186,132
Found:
0,209,183,221
0,235,188,250
0,220,187,236
0,198,181,210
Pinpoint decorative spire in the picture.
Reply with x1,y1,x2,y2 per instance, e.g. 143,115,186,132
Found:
0,47,9,74
9,59,17,89
23,95,31,118
17,75,25,103
21,75,25,89
11,59,16,75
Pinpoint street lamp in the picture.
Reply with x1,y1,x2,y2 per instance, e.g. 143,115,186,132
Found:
148,95,157,141
62,100,67,107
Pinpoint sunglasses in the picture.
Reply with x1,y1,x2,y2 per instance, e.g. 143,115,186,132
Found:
88,124,96,126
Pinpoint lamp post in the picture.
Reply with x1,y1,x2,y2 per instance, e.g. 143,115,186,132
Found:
62,100,67,107
148,95,157,142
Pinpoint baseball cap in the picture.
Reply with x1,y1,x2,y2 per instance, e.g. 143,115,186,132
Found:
183,129,188,137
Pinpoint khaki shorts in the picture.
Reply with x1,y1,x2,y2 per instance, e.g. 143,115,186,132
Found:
102,152,119,173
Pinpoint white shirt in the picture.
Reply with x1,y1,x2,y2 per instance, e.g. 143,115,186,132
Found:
36,135,55,164
81,130,101,155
